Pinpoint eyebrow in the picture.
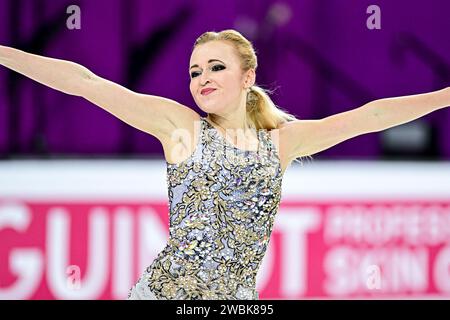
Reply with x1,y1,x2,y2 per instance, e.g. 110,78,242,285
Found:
190,59,225,70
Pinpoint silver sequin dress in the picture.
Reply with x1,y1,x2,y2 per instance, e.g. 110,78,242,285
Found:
128,117,283,300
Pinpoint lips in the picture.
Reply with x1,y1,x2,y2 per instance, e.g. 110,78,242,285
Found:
201,88,216,95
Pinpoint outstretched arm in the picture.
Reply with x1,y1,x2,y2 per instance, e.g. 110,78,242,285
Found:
0,45,199,141
0,45,94,95
364,87,449,131
280,87,450,160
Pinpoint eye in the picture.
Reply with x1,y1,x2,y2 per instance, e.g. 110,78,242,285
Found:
212,64,225,72
190,64,225,79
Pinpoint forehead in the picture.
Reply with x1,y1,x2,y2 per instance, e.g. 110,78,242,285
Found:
190,41,237,66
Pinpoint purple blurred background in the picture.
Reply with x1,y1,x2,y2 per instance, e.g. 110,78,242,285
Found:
0,0,449,160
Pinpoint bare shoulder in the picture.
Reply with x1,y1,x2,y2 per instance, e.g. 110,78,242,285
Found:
270,119,318,174
160,106,202,165
269,125,291,175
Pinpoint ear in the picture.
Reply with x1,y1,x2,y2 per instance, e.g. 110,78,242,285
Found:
243,68,256,88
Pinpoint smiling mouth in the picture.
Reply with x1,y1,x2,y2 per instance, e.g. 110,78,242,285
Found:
201,89,217,96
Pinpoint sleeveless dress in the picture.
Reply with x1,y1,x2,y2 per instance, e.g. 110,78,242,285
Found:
127,117,283,300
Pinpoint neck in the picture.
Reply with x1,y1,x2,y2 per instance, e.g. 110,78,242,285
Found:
207,114,252,131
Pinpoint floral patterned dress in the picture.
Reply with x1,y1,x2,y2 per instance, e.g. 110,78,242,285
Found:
128,117,283,300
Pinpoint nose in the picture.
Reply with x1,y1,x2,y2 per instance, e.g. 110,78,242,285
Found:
199,71,211,87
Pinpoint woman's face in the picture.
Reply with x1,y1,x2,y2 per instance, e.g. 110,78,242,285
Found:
189,41,251,115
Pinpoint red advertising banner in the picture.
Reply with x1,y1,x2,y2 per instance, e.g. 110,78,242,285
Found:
1,199,449,299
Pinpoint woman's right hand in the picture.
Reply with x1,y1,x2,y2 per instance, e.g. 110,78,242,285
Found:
0,45,11,65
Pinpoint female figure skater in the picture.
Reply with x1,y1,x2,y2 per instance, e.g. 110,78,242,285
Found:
1,29,448,300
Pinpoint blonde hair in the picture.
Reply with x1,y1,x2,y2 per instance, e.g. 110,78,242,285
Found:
192,29,313,166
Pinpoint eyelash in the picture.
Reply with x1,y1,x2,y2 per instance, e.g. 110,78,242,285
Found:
190,65,225,79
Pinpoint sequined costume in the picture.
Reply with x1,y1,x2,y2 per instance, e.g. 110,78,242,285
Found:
128,117,283,300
